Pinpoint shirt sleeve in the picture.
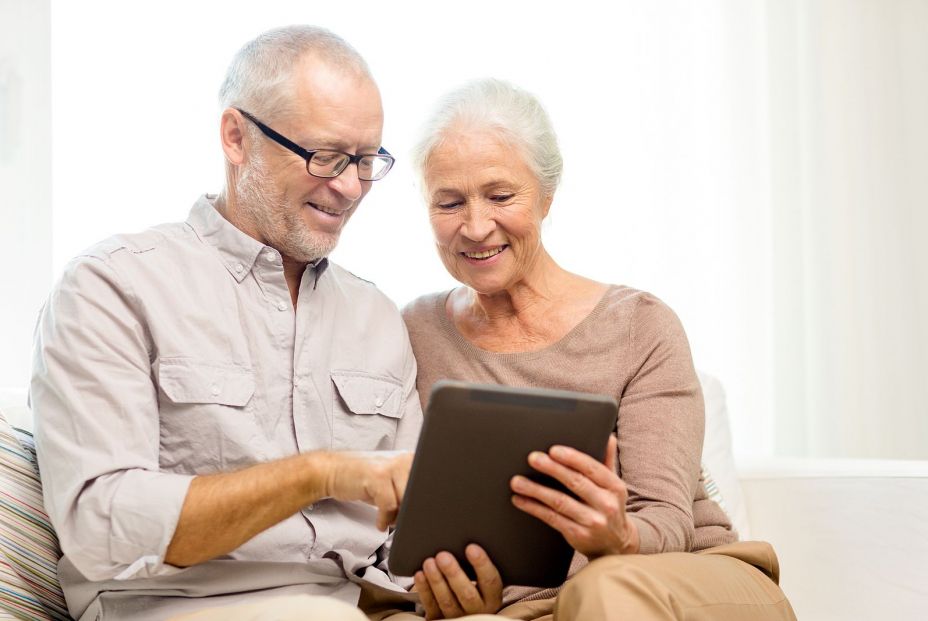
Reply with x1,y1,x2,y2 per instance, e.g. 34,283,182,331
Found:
619,294,703,554
31,254,194,582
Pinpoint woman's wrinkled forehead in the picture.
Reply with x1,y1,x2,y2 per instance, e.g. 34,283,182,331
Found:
425,125,533,178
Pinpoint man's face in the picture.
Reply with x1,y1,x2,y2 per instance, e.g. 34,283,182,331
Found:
237,60,384,263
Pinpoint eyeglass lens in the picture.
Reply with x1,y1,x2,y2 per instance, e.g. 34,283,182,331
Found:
308,151,393,181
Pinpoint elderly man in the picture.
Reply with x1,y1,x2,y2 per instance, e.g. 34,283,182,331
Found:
31,26,422,620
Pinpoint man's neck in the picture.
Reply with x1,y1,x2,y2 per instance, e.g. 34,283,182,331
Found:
216,192,306,307
282,256,306,307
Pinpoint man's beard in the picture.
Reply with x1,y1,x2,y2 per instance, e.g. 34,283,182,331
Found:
236,153,340,262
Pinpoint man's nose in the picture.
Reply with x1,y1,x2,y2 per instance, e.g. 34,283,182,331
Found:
328,164,364,201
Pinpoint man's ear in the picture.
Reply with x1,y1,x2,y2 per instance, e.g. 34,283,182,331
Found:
220,108,247,166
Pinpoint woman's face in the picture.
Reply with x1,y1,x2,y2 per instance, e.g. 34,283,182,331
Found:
424,129,553,295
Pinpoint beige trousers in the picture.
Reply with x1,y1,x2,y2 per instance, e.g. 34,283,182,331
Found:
173,541,796,621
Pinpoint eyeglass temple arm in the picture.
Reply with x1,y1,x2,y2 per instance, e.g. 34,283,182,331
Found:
235,108,314,160
236,107,393,162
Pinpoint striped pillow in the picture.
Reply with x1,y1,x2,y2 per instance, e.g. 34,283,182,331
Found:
701,463,728,513
0,410,70,620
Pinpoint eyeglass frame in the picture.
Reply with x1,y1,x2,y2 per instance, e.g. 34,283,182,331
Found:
234,108,395,181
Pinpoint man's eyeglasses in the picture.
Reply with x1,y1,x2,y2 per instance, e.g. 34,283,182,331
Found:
235,108,395,181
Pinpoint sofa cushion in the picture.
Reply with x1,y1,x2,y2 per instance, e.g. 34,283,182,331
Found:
0,408,69,620
698,371,751,540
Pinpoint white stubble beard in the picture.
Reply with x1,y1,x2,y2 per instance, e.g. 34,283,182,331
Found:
235,152,341,263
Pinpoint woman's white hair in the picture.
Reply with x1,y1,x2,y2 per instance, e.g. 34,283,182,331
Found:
218,25,371,123
412,78,563,197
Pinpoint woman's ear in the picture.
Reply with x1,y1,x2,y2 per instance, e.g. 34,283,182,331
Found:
219,108,247,166
542,193,554,219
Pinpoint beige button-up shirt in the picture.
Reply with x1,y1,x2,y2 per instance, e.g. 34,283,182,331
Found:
31,195,422,620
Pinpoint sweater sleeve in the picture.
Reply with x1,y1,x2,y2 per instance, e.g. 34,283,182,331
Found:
618,294,703,554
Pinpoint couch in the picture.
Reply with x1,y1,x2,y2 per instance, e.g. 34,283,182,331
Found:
2,375,927,620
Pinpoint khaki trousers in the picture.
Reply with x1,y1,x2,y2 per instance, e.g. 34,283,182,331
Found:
173,541,796,621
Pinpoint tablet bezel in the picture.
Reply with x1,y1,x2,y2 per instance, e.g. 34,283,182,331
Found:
389,380,618,588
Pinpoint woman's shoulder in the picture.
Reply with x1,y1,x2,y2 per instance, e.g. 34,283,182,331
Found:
401,289,452,331
599,284,686,337
600,284,671,314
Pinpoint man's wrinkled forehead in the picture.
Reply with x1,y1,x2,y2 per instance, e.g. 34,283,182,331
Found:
281,58,384,150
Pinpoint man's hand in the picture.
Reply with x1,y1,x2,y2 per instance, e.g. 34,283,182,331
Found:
412,544,503,620
510,434,639,558
323,451,414,530
166,450,413,567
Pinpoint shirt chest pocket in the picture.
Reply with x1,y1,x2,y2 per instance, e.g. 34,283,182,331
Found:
159,359,256,406
331,370,404,451
157,358,259,473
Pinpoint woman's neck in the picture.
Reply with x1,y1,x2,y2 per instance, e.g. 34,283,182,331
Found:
449,253,607,353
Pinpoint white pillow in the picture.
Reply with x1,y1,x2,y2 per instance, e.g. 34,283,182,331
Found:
0,388,31,432
697,371,751,540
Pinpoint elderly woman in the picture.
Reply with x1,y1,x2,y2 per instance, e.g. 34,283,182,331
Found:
401,79,796,621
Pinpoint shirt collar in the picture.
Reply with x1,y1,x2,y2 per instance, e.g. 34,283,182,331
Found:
186,194,330,286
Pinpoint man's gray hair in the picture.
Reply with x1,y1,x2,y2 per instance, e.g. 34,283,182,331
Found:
412,78,563,196
219,25,372,122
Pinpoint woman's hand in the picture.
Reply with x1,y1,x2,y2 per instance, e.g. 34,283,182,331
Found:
510,435,639,559
412,544,503,620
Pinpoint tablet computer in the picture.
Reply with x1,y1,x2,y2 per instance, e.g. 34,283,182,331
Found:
389,380,618,587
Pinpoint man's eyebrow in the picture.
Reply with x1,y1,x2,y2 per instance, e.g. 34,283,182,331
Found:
294,133,380,153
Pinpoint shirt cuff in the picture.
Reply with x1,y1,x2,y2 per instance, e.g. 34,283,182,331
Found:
108,469,195,579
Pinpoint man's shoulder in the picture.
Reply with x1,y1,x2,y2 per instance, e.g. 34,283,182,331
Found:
72,221,195,265
322,262,407,322
56,222,207,299
325,262,391,299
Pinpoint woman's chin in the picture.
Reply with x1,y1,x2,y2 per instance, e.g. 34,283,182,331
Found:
458,275,511,296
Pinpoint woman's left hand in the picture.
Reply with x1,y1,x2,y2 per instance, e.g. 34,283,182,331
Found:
510,435,639,559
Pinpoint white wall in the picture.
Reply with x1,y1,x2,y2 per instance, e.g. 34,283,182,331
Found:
2,0,925,459
0,0,51,391
47,0,784,457
768,0,928,459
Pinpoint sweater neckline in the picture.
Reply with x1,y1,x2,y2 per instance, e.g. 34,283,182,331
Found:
435,285,617,361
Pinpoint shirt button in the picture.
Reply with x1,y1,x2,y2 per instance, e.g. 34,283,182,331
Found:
210,384,221,396
277,300,288,311
265,252,277,263
374,396,385,408
234,263,244,273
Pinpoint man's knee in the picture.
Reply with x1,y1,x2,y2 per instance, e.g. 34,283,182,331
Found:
173,594,368,621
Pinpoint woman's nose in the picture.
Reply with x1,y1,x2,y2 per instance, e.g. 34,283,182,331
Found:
461,205,496,241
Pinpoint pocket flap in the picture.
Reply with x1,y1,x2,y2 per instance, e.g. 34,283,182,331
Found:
158,359,255,406
331,370,403,419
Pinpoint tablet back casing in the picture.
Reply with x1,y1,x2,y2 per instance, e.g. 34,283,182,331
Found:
389,381,618,587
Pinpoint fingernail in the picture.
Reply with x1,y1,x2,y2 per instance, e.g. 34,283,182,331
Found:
551,445,567,457
529,451,544,463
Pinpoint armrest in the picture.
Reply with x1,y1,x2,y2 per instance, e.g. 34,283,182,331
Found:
737,458,928,621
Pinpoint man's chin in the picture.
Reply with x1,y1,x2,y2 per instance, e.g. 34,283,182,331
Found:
282,234,339,263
